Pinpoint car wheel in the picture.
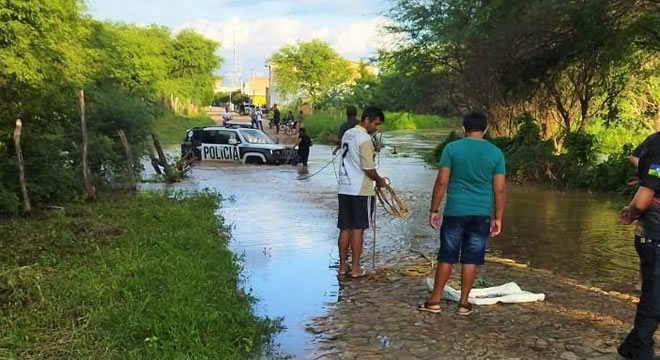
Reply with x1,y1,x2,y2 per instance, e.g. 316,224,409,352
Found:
245,156,265,165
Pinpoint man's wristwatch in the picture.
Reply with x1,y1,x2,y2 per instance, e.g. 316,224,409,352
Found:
430,209,439,214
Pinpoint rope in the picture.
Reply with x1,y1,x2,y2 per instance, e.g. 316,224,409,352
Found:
296,152,340,181
374,178,410,219
370,177,410,272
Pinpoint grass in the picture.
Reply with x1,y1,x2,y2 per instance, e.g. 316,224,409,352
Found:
303,110,453,143
153,112,215,146
0,192,279,359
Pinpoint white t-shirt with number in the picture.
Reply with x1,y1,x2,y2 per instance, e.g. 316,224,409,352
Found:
338,126,376,196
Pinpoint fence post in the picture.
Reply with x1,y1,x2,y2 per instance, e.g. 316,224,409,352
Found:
79,89,96,201
118,130,137,191
13,119,31,214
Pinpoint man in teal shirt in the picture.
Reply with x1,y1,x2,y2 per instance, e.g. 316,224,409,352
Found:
418,112,507,315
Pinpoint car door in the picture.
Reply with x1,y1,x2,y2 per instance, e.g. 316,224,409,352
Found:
200,129,241,162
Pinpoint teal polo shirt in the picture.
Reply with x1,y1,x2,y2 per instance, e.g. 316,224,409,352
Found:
439,137,506,217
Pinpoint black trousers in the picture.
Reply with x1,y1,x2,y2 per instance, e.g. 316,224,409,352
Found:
298,149,309,166
620,236,660,360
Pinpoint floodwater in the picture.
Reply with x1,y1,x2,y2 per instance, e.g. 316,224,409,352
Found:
143,129,638,358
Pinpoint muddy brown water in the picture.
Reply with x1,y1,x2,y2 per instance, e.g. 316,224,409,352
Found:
143,129,637,358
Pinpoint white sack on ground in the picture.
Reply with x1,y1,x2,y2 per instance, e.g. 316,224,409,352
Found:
425,279,546,305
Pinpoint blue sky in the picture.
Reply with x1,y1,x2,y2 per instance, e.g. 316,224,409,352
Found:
88,0,396,82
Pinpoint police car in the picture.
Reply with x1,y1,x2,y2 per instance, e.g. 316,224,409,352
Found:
181,126,295,165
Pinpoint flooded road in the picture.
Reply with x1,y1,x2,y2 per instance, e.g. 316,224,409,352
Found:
146,129,638,358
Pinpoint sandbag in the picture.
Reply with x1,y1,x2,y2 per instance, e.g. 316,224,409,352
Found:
426,279,546,305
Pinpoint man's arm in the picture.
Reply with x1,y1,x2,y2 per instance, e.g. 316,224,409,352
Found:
622,186,656,224
429,167,450,230
630,156,640,168
491,174,507,237
364,169,386,188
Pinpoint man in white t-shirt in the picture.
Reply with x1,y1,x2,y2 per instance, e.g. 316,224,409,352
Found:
221,107,232,127
337,106,387,278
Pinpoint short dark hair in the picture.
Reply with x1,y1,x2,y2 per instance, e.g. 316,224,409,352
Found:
463,112,488,132
346,105,358,118
361,106,385,123
299,127,306,134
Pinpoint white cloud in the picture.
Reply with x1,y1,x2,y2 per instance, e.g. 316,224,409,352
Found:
176,14,397,80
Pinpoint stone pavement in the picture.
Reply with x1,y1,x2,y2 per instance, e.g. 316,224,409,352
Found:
307,258,644,360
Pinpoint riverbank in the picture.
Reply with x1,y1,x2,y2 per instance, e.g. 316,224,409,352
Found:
303,111,455,143
309,249,637,360
153,111,215,145
0,192,278,359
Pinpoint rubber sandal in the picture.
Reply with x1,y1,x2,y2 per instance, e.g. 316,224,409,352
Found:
457,303,473,316
418,301,442,314
351,269,367,278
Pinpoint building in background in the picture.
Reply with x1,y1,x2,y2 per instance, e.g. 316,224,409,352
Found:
244,76,268,106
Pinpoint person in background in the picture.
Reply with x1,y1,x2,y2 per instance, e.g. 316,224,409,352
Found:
333,105,359,155
419,111,506,316
294,128,312,167
337,106,387,278
221,106,232,127
618,134,660,360
297,110,305,130
255,106,263,130
272,104,281,134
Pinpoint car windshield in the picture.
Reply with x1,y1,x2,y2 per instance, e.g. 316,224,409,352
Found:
240,129,276,144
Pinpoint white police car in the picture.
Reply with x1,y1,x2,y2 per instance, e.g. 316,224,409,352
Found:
181,126,295,165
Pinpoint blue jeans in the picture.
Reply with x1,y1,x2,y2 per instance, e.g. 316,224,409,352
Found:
438,216,490,265
619,236,660,360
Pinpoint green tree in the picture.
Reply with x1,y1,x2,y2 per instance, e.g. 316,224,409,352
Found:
268,40,352,112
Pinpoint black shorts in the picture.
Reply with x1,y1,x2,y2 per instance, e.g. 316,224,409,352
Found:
337,194,374,230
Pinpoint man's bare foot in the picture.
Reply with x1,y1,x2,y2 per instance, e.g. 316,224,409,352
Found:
351,268,367,278
338,265,348,276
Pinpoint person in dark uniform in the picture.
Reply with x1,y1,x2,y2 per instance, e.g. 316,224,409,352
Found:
272,104,281,134
295,128,312,167
333,105,359,155
619,134,660,360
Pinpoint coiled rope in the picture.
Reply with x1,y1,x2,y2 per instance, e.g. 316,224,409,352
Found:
371,177,410,271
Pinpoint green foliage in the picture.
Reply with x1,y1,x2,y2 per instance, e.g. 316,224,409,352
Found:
425,113,641,193
382,112,448,131
0,192,280,358
303,110,450,143
0,1,222,213
383,0,660,134
213,91,251,107
153,112,215,146
268,40,352,109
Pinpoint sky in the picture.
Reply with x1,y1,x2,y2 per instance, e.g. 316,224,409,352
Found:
87,0,397,85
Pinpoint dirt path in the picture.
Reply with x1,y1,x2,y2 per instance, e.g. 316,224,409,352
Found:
308,252,641,360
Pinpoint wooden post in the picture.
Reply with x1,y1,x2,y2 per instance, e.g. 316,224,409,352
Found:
151,133,174,180
118,130,136,191
148,146,163,175
79,89,96,201
13,119,31,214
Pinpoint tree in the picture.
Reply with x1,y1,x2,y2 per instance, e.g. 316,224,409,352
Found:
268,40,352,112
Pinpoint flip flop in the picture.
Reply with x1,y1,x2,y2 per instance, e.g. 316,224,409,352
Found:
457,303,474,316
418,301,442,314
351,269,367,279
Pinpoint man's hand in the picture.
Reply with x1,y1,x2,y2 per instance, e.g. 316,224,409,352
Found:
620,206,634,225
490,218,502,237
430,212,440,230
376,177,387,189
